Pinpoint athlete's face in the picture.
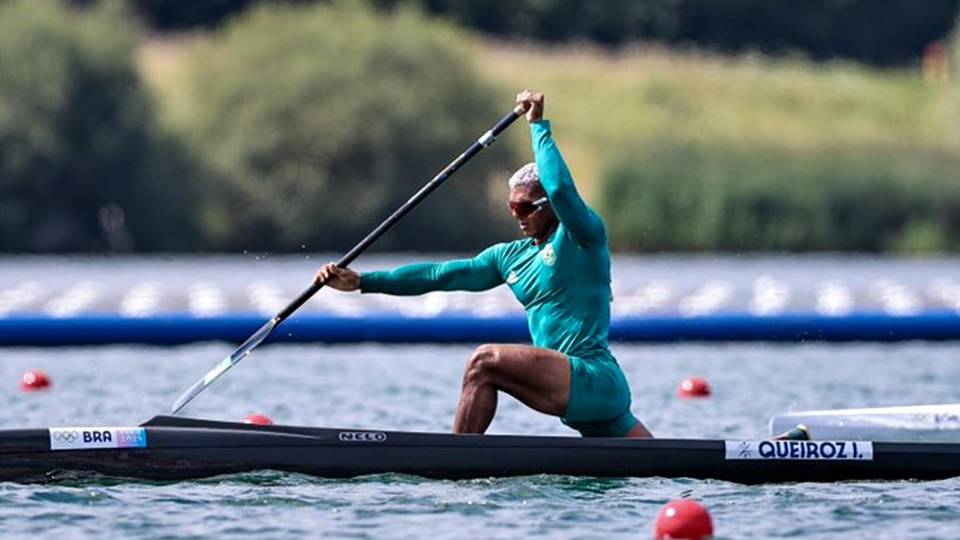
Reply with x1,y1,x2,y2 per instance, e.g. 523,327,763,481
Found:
508,184,557,243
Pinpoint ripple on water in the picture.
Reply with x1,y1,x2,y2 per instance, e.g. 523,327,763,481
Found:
26,487,119,505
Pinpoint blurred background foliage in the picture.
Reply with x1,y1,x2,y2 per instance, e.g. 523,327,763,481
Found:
0,0,201,252
128,0,959,66
1,0,959,253
172,3,517,252
602,142,960,253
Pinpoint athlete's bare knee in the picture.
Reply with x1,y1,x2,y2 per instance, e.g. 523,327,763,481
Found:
463,344,502,387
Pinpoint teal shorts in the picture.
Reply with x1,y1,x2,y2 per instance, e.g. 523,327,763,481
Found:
561,355,637,437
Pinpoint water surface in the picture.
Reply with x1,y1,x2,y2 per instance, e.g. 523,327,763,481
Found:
1,342,959,538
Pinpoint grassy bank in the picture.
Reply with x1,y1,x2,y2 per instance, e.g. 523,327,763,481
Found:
143,37,956,200
471,41,957,200
138,30,959,252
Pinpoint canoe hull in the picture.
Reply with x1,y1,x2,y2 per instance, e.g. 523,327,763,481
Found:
2,416,959,484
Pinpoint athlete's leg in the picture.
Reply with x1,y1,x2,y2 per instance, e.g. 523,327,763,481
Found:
454,344,570,434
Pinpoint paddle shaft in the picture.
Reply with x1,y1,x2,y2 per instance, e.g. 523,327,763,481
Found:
170,106,522,414
275,106,522,322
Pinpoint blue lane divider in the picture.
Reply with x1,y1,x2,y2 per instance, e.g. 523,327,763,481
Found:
1,311,959,346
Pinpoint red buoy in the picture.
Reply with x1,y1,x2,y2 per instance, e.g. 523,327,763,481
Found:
654,499,714,539
677,377,710,398
242,414,274,425
19,370,51,391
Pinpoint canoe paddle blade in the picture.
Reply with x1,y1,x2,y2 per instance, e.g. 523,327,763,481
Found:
170,317,278,414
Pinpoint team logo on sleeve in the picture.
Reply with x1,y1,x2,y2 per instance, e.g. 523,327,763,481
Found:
541,245,556,267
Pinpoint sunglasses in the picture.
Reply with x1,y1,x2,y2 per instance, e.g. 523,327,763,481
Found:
508,196,549,218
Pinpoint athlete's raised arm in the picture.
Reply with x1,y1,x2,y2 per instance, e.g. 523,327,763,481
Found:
516,91,605,247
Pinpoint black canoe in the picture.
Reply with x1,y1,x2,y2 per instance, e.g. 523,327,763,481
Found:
1,415,959,484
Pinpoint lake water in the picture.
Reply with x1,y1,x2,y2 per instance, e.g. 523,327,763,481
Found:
1,340,959,539
1,255,959,538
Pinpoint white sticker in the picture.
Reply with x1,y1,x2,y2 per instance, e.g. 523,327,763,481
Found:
725,440,873,461
203,357,233,385
49,427,147,451
478,130,496,147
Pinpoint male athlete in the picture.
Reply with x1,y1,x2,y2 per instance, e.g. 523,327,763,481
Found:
316,90,652,438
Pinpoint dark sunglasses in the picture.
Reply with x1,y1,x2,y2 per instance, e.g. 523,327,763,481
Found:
508,196,549,218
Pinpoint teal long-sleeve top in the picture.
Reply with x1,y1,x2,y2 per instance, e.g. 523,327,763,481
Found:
361,120,613,361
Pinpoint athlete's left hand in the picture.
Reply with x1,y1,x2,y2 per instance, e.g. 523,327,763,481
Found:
516,90,544,122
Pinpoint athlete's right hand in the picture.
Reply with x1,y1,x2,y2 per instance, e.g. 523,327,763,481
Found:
315,263,360,291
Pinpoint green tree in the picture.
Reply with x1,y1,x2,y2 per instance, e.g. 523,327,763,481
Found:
386,0,959,65
0,0,201,251
180,2,518,252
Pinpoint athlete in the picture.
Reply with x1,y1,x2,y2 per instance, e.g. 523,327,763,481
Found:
316,90,652,438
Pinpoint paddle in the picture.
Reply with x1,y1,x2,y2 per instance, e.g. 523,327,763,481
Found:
170,105,524,414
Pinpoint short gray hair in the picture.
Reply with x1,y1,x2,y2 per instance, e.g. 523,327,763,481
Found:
508,162,540,189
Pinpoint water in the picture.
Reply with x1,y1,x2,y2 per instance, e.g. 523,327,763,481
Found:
2,341,960,538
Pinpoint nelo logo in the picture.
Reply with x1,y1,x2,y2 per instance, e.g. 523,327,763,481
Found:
338,431,387,442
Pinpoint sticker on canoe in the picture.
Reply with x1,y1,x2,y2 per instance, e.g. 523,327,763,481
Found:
204,357,233,385
338,431,387,442
725,440,873,461
49,427,147,451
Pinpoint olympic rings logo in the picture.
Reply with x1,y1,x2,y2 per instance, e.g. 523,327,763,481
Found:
52,430,80,443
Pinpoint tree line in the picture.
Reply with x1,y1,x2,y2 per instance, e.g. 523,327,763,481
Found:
125,0,959,66
1,0,958,253
0,1,518,253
